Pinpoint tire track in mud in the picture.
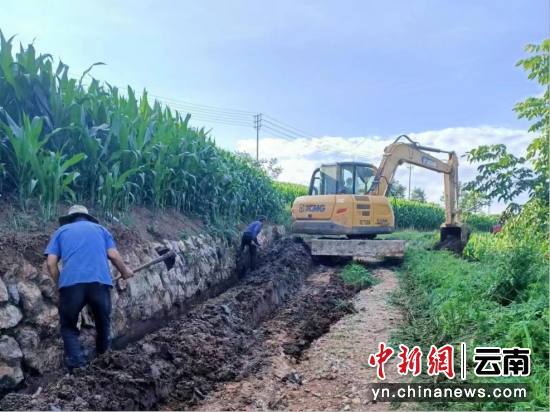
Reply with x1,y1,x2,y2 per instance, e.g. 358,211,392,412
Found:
1,237,316,411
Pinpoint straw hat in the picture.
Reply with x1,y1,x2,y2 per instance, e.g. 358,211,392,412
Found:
59,205,99,226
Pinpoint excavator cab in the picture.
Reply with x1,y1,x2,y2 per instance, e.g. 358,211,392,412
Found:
309,162,377,196
292,162,396,238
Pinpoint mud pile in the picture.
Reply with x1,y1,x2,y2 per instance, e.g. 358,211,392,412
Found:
433,235,466,255
0,237,311,411
267,271,355,359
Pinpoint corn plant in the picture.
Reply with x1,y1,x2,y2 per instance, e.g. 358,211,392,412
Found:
0,113,44,210
31,150,85,221
0,31,286,225
273,182,308,206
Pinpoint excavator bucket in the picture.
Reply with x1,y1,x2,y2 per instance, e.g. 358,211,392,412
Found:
437,222,470,253
440,222,470,243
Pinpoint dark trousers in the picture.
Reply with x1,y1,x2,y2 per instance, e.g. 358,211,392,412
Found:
241,233,258,270
58,282,112,370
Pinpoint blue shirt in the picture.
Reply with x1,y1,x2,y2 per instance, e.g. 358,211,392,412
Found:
245,221,263,241
45,220,116,289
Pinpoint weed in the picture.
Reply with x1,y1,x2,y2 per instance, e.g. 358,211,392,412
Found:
392,231,549,411
339,262,379,289
333,298,357,314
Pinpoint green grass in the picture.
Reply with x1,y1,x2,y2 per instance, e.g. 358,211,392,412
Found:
392,231,549,411
339,262,379,288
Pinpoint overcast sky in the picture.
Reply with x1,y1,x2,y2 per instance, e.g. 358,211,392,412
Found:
2,0,548,213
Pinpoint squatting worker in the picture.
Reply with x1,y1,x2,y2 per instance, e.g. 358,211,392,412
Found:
44,205,134,372
241,215,267,270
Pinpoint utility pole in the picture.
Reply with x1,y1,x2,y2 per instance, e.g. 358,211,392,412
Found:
253,113,262,161
408,164,414,200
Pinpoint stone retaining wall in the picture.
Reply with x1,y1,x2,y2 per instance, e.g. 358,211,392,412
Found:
0,225,284,391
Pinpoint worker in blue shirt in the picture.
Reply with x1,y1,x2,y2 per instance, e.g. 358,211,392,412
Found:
241,216,267,270
44,205,134,372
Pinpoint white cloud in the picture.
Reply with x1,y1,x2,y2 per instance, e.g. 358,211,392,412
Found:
236,126,533,214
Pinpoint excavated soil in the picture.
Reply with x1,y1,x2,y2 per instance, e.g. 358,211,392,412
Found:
433,235,465,255
0,237,333,411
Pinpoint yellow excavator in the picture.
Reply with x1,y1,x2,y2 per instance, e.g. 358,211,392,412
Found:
291,135,469,258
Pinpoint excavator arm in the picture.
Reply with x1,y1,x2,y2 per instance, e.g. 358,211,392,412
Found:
369,135,468,243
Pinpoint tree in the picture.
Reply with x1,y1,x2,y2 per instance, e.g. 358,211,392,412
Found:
464,39,549,204
410,187,427,203
460,187,490,214
439,182,490,214
264,158,283,179
235,152,283,179
388,179,406,199
464,39,549,256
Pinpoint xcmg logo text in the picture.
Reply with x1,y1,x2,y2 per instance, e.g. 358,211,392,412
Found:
299,204,326,212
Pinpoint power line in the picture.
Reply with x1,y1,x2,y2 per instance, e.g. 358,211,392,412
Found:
144,93,256,115
110,88,254,126
263,114,318,138
112,88,253,123
77,74,381,159
262,123,379,161
187,118,251,127
262,125,378,163
71,71,255,115
263,117,381,159
175,112,252,124
262,125,378,161
138,101,254,119
129,96,254,119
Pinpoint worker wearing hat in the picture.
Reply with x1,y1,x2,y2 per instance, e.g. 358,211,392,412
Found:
241,215,267,270
45,205,134,372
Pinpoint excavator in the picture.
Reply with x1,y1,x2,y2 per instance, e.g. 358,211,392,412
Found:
291,135,469,258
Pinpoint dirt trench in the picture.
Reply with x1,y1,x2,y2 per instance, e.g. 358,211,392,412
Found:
192,267,405,411
0,237,357,411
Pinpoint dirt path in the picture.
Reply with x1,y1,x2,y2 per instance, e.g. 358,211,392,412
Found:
194,267,406,411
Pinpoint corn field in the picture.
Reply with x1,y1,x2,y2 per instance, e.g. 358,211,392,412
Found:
390,198,497,232
273,182,308,205
0,32,285,223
